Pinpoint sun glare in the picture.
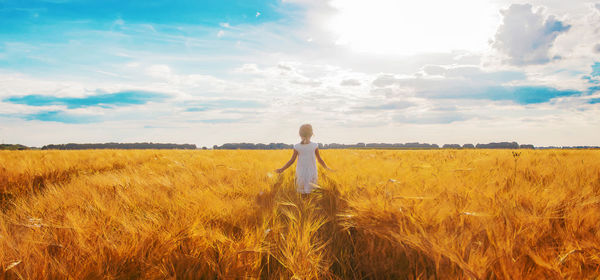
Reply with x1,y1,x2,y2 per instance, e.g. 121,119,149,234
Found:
328,0,500,55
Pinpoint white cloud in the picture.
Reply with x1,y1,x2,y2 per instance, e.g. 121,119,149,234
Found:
145,64,172,78
340,79,360,86
372,74,399,87
277,63,293,71
234,63,262,74
492,4,571,65
422,65,446,76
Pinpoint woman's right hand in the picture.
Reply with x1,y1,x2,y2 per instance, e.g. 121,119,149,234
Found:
275,168,284,174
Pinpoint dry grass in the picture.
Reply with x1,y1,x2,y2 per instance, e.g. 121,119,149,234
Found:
0,149,599,279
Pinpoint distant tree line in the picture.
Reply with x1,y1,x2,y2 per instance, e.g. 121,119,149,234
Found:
319,142,440,149
42,142,197,150
0,144,29,150
212,141,540,150
5,142,598,151
536,146,600,149
212,143,293,150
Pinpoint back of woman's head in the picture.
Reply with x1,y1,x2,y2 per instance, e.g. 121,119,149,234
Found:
299,124,313,144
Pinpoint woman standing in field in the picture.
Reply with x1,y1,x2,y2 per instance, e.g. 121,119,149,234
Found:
275,124,333,194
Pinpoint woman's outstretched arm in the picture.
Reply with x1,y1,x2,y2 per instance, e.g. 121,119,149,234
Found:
275,150,298,173
315,148,334,171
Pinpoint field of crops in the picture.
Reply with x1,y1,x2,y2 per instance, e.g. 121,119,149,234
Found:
1,149,599,279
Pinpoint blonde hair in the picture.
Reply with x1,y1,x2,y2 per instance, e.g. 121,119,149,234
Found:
299,124,313,144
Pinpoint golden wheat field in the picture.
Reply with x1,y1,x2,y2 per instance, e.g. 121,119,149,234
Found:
0,149,599,279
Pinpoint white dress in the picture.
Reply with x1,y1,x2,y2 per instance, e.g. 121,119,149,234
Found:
294,142,319,194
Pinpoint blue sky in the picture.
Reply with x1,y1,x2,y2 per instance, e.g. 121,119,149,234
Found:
0,0,599,146
0,0,282,26
5,90,168,108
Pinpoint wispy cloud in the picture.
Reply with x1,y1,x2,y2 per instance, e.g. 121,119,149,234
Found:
355,101,414,111
183,99,267,110
394,111,470,124
23,110,101,124
371,69,582,104
190,118,244,124
340,79,360,86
